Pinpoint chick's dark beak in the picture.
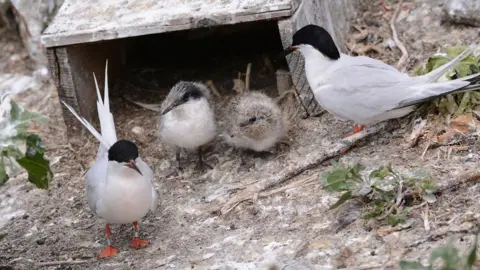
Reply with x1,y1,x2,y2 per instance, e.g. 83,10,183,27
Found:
126,160,143,176
161,105,174,116
278,46,299,59
161,100,182,116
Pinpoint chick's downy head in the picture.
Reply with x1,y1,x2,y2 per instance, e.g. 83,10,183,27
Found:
225,91,284,151
160,81,213,116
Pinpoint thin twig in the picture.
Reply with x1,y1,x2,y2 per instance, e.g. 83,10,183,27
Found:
206,80,221,97
423,203,430,231
274,90,297,104
245,63,252,92
259,175,316,197
390,0,409,69
420,141,430,160
395,178,404,206
343,263,395,270
37,260,90,267
215,124,384,215
233,72,245,95
77,221,96,230
434,169,480,195
263,55,275,75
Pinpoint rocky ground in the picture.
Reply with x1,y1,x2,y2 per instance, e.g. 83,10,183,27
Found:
1,0,480,269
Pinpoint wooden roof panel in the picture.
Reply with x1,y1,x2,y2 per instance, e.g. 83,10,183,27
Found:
42,0,296,47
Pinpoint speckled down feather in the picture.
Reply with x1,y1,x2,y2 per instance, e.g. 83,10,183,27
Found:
222,91,284,152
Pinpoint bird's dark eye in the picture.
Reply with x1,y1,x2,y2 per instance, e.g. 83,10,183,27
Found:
182,92,190,102
248,117,256,123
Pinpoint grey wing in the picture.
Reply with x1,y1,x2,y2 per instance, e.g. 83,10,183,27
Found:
136,157,157,212
321,61,417,120
85,154,108,214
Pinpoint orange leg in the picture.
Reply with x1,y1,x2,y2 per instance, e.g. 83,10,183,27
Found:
129,221,150,249
98,224,119,258
344,124,365,137
380,0,393,11
341,124,366,154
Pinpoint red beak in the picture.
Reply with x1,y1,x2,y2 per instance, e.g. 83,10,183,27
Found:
126,160,143,176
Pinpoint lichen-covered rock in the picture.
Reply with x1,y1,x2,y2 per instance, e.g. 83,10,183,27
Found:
9,0,64,64
443,0,480,27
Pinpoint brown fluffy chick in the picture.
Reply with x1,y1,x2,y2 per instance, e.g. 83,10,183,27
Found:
222,91,284,152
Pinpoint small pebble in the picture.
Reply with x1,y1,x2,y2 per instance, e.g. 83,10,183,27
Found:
36,238,45,245
131,126,145,137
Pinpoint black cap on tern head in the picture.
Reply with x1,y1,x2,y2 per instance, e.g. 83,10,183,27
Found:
108,140,143,175
108,140,139,163
283,24,340,60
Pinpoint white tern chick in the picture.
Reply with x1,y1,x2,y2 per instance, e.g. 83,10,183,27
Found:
282,24,480,135
159,81,216,170
61,61,157,258
223,91,284,152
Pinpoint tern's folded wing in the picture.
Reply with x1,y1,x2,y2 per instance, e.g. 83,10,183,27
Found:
85,154,108,215
317,62,415,122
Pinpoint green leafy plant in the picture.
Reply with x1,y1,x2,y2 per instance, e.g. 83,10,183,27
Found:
414,45,480,116
0,94,52,189
320,162,436,226
400,233,478,270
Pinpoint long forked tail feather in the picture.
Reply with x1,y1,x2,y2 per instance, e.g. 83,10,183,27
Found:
60,60,117,151
61,100,111,150
395,72,480,109
425,46,474,83
93,60,118,146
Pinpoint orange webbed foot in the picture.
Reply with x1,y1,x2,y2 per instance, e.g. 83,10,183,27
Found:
129,237,150,249
98,245,119,258
344,124,365,137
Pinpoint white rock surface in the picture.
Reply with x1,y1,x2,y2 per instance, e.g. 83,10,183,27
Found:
443,0,480,27
9,0,64,64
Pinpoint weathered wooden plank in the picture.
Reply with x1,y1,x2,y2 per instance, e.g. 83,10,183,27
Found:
47,47,82,137
41,0,295,48
47,40,126,137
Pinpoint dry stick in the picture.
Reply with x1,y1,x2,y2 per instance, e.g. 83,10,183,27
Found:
217,125,383,215
206,80,221,97
390,0,409,69
37,260,90,267
434,168,480,195
342,263,396,270
423,203,430,231
259,175,316,198
263,55,276,75
245,63,252,92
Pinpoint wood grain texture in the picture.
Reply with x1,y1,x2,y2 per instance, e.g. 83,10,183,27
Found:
41,0,295,47
47,41,125,137
47,47,82,137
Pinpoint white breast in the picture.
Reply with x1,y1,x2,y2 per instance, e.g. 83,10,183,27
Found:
160,98,216,150
87,157,156,224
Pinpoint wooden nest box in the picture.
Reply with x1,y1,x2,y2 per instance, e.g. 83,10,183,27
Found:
41,0,356,136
